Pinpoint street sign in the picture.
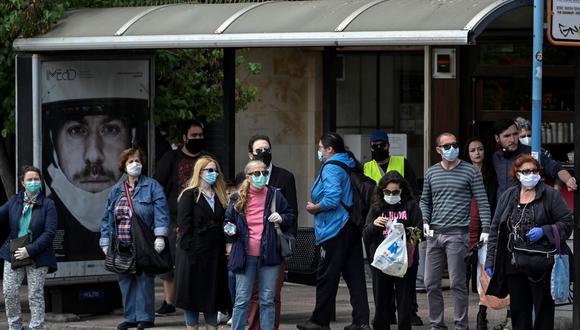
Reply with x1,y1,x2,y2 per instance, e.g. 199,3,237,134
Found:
547,0,580,46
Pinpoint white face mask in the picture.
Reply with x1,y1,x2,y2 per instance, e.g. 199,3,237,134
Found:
383,195,401,205
126,162,142,177
519,137,531,146
518,172,541,189
47,163,112,232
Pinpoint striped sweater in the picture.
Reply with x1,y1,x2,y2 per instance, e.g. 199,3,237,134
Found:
420,161,491,233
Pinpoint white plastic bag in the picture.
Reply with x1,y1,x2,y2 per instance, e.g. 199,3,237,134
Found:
371,222,408,277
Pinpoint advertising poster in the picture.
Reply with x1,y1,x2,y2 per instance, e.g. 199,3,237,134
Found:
41,59,150,269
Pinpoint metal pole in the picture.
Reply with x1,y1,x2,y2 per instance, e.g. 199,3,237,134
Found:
531,0,543,162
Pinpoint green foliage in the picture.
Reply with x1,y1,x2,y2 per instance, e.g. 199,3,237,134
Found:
0,0,261,140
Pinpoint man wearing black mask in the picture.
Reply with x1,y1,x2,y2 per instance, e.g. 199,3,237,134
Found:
235,134,298,330
154,120,210,316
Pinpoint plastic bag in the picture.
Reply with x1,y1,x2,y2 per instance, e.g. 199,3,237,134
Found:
371,222,408,277
477,243,509,309
551,224,570,303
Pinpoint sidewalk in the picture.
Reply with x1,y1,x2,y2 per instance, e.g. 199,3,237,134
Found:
0,279,573,329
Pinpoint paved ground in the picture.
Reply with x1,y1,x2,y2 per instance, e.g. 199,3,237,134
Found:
0,277,573,330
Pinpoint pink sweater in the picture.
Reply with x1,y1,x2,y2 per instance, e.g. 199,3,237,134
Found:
246,186,268,256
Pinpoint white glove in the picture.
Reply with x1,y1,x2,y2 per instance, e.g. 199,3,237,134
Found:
14,247,29,260
102,246,109,255
479,233,489,243
423,224,433,237
154,238,165,253
268,212,283,224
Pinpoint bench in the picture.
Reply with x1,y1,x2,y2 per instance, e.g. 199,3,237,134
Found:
285,227,320,285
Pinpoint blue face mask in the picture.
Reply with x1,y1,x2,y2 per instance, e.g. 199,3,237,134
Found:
204,172,218,185
252,175,268,189
25,180,42,195
442,146,459,161
317,150,325,162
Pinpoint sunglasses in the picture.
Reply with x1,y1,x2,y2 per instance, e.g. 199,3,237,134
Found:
249,170,269,177
383,189,401,196
439,142,459,150
254,148,271,154
371,143,387,150
202,168,218,173
517,169,539,175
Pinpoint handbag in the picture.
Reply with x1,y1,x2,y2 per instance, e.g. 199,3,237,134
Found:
550,224,570,303
104,237,136,274
125,183,173,275
271,190,295,258
9,235,34,270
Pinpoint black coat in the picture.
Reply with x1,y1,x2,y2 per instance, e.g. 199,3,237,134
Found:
174,188,230,312
485,182,573,298
235,165,298,236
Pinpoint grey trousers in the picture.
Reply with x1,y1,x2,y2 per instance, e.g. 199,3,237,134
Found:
425,233,469,330
416,241,427,289
3,261,48,330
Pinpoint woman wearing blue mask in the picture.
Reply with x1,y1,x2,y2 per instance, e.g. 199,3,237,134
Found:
224,160,295,330
0,165,57,330
362,171,421,330
174,156,230,330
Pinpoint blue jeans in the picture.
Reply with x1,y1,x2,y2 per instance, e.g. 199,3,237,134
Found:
117,272,155,322
228,270,236,303
231,256,278,330
184,310,218,327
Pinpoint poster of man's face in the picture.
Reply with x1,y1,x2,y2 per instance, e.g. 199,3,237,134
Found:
41,60,150,262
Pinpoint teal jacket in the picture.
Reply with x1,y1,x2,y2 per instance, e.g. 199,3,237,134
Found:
311,153,354,245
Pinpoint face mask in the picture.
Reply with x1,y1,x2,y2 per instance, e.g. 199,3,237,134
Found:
204,171,218,185
252,175,268,189
383,195,401,205
442,146,459,161
126,162,142,177
317,150,325,162
253,152,272,167
519,137,531,146
372,148,389,162
518,173,541,189
25,180,42,195
47,164,112,232
186,138,205,154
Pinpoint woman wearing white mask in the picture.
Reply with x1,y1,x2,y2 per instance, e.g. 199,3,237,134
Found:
224,160,295,330
362,171,421,330
485,154,572,330
99,148,170,330
174,156,230,330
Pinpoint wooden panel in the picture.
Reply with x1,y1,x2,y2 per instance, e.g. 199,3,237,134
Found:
430,78,460,165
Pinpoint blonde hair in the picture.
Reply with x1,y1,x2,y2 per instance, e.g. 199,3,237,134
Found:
178,156,228,208
234,160,267,212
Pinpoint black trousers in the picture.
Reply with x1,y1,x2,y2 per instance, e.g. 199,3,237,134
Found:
371,265,414,330
507,273,554,330
311,221,370,326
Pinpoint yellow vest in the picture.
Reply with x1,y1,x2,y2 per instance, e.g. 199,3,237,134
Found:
363,156,405,184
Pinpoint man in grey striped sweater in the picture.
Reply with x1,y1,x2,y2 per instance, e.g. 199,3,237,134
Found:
420,132,491,330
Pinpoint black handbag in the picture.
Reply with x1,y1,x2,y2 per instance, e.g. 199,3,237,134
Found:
104,237,136,274
9,235,34,270
510,238,556,280
270,190,295,258
125,183,173,275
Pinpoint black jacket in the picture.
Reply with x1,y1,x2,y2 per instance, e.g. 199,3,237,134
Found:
235,165,298,236
485,181,573,298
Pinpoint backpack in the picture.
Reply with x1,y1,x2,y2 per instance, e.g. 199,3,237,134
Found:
322,160,376,233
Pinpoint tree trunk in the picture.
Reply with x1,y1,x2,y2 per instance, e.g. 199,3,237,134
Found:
0,137,15,198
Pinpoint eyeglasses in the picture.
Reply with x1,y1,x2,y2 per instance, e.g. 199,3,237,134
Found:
438,142,459,150
517,169,539,175
382,189,401,196
202,168,217,173
249,170,269,177
520,134,532,138
371,143,387,151
254,148,271,154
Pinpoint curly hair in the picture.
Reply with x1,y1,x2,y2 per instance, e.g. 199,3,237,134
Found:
234,160,267,212
371,171,415,211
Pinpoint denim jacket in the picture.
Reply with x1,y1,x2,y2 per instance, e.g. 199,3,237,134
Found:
99,175,169,248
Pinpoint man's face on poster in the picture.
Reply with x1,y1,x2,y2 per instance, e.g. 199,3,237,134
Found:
54,114,128,193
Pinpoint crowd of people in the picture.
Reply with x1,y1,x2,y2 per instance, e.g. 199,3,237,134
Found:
0,117,574,330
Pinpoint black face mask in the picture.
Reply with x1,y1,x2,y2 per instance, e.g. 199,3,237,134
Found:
253,151,272,167
372,148,389,162
186,138,205,154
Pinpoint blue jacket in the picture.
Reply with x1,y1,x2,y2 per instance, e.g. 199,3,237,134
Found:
0,192,58,273
99,175,169,248
224,186,295,273
311,153,354,245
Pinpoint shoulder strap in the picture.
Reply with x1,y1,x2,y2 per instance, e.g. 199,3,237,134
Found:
270,189,277,213
124,182,135,214
552,224,561,253
322,160,353,211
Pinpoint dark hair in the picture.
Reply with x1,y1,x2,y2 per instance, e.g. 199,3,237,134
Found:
247,134,271,153
19,165,43,183
371,171,415,210
509,154,543,182
320,132,346,153
180,120,205,136
435,132,455,147
118,148,146,173
493,119,516,136
464,137,494,184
